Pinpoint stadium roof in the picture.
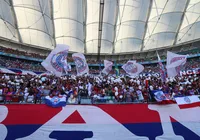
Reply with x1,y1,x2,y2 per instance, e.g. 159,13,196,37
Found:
1,0,200,54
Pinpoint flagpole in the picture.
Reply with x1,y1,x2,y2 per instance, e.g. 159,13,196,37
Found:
156,51,166,83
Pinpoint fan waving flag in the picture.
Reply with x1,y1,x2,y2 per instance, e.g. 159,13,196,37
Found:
41,44,69,77
45,96,66,108
122,61,144,76
72,53,89,76
166,51,188,77
151,90,175,104
157,51,166,83
102,60,113,75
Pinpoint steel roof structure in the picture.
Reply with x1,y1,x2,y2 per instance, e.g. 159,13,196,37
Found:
1,0,200,55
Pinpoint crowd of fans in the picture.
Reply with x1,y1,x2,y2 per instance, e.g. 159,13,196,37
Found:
0,46,46,59
0,46,199,105
0,56,45,72
1,46,199,64
0,73,199,104
0,54,199,75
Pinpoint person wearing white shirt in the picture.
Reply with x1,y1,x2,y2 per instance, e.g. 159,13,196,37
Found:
136,89,144,102
87,82,92,96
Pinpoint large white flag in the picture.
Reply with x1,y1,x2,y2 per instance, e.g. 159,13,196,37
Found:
166,51,187,77
102,60,113,75
122,60,144,76
72,53,89,76
41,44,69,77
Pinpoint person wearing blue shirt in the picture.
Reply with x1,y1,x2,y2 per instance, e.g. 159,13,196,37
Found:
33,87,42,104
17,88,24,103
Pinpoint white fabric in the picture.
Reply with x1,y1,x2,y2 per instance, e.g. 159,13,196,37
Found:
166,51,187,77
72,53,89,76
0,68,15,74
166,51,187,67
122,61,144,76
102,60,113,75
53,0,84,53
175,96,200,105
41,44,69,77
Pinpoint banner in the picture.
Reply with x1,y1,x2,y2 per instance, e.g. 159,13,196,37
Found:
102,60,113,75
0,68,16,74
175,95,200,105
1,104,200,140
45,96,66,108
72,53,89,76
122,61,144,76
41,44,69,77
157,52,166,82
180,68,200,76
166,51,187,77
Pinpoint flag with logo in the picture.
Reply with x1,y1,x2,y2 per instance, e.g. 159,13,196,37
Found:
64,63,72,73
45,96,66,108
175,95,200,108
102,60,113,75
157,52,166,83
166,51,187,77
41,44,69,77
72,53,89,76
151,90,175,104
122,61,144,76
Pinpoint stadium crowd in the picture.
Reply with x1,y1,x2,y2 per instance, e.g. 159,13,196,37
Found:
1,45,199,64
0,54,199,73
0,71,199,104
0,46,199,105
0,56,45,72
0,46,46,59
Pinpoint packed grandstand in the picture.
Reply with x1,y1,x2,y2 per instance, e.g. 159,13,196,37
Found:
0,45,199,104
0,0,200,140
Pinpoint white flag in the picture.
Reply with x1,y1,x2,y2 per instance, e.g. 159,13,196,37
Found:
41,44,69,77
175,96,200,105
67,64,72,71
72,53,89,76
102,60,113,75
166,51,187,77
64,63,71,74
157,51,166,83
122,60,144,76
